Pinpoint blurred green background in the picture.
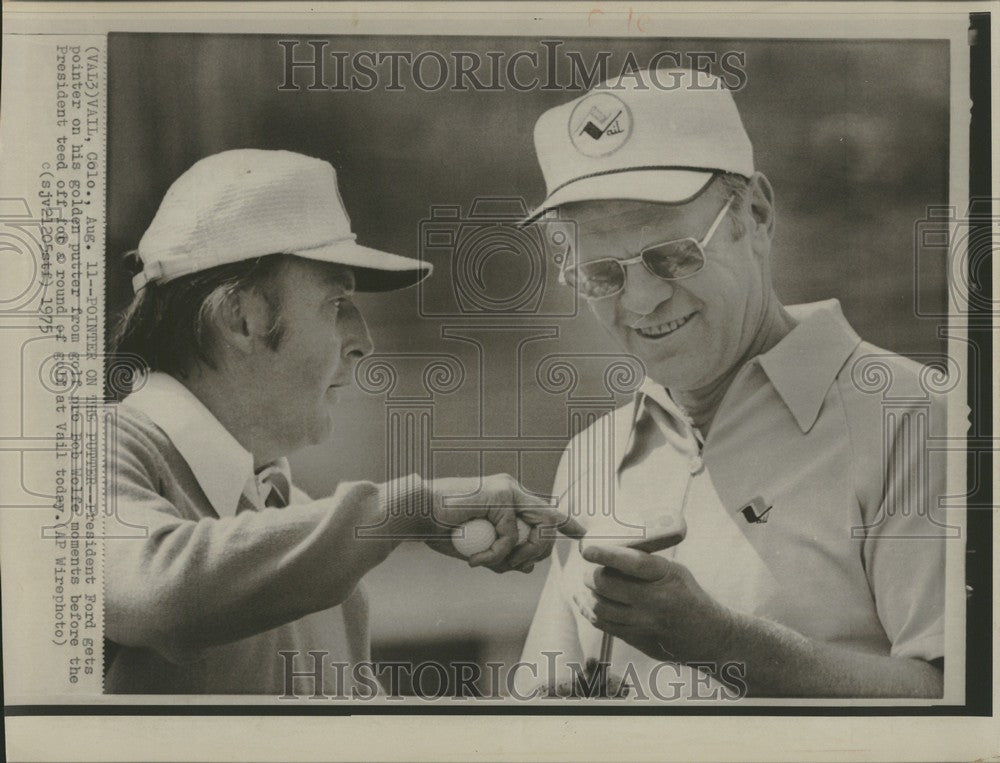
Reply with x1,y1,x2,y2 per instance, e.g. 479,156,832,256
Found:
108,34,949,692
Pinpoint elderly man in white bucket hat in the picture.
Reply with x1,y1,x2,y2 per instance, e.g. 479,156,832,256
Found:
519,70,947,698
105,149,582,695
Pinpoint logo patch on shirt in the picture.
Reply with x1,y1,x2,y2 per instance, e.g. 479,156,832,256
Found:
738,496,772,524
568,93,632,157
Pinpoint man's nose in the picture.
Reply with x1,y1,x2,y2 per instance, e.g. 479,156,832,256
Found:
340,301,375,360
618,261,674,315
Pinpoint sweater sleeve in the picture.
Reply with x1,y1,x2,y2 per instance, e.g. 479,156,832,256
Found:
105,417,426,665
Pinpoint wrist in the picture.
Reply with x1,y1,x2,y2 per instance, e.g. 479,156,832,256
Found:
376,473,433,543
698,602,741,665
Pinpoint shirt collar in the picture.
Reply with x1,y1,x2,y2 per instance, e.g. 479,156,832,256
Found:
252,458,292,509
625,377,701,468
637,377,692,429
755,299,861,433
633,300,860,440
123,372,257,517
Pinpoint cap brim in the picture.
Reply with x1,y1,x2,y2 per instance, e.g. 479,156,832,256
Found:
293,241,432,292
522,170,715,225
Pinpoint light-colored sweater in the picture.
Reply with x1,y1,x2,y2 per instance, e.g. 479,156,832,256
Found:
104,402,419,695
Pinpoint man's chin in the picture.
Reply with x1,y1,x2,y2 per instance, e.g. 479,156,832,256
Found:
625,343,687,383
302,408,337,447
643,360,706,392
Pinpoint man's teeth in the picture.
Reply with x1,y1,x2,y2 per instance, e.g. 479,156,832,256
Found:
636,313,692,338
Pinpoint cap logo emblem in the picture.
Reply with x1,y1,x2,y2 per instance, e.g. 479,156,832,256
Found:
568,93,632,157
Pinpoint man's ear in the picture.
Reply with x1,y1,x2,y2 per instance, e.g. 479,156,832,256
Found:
214,288,271,356
748,172,775,248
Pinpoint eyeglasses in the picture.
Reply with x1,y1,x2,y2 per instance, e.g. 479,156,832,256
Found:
559,196,735,300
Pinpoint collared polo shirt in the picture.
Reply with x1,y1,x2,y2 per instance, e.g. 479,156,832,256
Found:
124,372,293,514
521,300,948,697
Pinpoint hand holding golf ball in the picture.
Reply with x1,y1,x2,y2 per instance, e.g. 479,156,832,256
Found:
451,517,532,557
426,473,584,573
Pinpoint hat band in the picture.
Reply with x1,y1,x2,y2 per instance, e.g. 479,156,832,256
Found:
545,165,727,202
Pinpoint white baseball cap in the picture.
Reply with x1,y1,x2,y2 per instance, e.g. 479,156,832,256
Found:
524,69,753,224
132,149,432,292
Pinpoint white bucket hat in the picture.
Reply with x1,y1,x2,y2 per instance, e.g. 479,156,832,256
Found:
132,149,432,292
524,69,753,223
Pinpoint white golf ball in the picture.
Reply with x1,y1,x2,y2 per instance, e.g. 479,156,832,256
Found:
452,518,533,557
452,518,497,557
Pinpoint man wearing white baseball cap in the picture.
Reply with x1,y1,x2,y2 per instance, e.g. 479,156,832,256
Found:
105,149,581,694
520,70,947,698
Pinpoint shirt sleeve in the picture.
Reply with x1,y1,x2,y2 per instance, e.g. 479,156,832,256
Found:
861,392,948,662
515,448,586,696
516,546,586,695
105,418,425,665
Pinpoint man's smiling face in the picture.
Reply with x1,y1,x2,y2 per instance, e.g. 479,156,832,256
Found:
562,178,771,391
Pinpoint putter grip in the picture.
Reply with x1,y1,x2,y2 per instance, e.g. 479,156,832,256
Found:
622,529,686,554
579,516,687,554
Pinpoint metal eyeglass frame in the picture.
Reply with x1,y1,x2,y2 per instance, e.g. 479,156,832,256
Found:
558,195,736,300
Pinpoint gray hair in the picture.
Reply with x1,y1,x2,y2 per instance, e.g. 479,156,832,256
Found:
110,253,291,379
715,172,753,240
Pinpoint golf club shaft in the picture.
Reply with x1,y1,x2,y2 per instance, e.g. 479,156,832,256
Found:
598,632,614,665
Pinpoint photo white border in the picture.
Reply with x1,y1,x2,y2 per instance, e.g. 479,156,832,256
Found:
1,2,995,760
